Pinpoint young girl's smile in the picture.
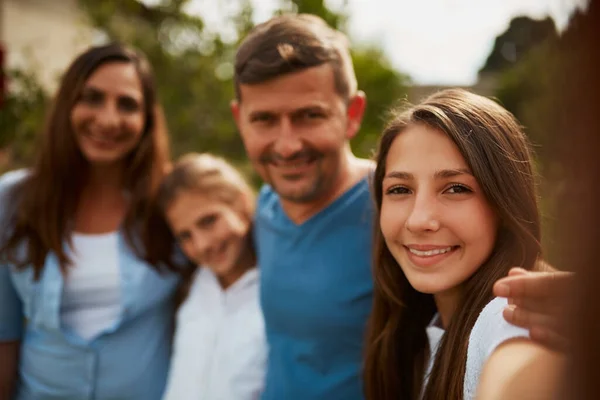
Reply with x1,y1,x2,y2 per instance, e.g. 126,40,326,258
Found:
380,123,498,305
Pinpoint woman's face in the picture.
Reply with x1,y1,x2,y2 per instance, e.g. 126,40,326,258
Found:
379,123,498,302
165,190,252,288
70,62,146,168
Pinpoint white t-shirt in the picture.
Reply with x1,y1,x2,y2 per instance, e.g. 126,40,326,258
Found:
162,267,267,400
424,297,529,399
60,231,122,341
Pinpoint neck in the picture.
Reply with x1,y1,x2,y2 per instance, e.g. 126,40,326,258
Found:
434,285,463,329
217,237,256,290
281,150,374,224
83,162,127,198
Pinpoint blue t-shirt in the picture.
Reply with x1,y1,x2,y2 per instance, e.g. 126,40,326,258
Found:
255,178,374,400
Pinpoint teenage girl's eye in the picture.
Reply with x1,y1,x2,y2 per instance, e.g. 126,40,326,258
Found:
385,186,411,195
445,184,472,194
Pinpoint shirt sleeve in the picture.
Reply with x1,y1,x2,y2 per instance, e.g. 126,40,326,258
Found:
0,169,29,341
0,266,24,341
464,297,530,399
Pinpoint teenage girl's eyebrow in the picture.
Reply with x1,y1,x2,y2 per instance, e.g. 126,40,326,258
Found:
433,168,472,179
383,168,473,181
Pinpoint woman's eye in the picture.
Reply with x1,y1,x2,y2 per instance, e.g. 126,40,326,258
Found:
385,186,411,195
80,90,103,106
118,97,141,113
445,184,472,194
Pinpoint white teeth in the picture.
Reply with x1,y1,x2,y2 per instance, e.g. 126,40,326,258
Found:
408,246,453,257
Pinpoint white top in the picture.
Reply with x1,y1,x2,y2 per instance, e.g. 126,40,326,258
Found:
60,231,122,341
162,267,267,400
424,297,529,399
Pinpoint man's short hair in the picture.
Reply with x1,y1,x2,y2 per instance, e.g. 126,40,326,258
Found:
234,14,357,102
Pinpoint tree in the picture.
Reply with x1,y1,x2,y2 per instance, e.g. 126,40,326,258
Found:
479,16,558,76
1,0,409,178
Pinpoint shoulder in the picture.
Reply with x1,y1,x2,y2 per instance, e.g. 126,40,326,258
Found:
469,297,529,357
257,184,277,205
0,169,29,196
464,297,530,398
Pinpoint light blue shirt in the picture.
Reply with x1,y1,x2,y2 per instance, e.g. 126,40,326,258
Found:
0,170,179,400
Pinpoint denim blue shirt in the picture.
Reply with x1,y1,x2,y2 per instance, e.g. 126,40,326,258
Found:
0,170,179,400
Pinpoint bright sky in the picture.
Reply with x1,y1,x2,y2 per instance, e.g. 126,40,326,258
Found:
180,0,587,85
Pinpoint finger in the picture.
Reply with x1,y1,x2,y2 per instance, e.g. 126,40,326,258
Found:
494,271,573,299
508,267,529,277
502,305,561,333
509,295,563,316
529,326,570,352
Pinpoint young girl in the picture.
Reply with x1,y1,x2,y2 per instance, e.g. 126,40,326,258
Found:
363,89,557,399
156,153,266,400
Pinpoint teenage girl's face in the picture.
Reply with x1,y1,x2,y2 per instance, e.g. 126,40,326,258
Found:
70,62,146,168
379,123,498,301
165,190,251,286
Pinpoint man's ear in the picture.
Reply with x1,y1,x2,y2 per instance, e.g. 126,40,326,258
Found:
230,99,241,127
346,91,367,139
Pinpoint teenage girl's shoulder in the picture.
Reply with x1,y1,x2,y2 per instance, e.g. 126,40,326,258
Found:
469,297,529,359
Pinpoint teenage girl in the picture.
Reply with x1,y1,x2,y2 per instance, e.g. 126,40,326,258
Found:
363,88,558,399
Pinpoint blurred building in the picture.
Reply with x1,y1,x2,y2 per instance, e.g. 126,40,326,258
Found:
0,0,95,94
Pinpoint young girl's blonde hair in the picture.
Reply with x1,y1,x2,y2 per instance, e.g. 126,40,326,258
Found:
156,153,255,222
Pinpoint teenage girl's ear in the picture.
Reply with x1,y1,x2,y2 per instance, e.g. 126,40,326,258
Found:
345,91,367,140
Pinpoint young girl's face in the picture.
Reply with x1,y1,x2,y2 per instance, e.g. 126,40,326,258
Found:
380,123,498,300
166,190,251,285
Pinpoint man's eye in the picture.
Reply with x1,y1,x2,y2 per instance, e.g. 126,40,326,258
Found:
80,90,103,106
251,114,275,123
118,97,141,113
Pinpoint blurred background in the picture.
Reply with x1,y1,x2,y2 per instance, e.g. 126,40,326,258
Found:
0,0,591,267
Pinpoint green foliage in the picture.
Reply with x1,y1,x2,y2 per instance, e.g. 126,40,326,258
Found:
479,16,558,76
0,0,408,178
491,17,568,265
352,47,410,158
0,68,49,171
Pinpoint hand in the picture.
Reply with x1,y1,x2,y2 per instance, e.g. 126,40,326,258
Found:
493,267,574,351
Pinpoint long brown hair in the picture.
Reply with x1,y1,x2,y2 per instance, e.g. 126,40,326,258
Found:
363,88,542,399
0,43,171,279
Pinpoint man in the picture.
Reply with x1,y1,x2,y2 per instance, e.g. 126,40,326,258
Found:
231,13,571,399
231,14,373,399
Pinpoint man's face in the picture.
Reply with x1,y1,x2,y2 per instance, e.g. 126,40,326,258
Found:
232,64,365,204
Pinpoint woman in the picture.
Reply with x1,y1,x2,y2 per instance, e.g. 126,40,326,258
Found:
0,43,178,400
363,88,558,399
